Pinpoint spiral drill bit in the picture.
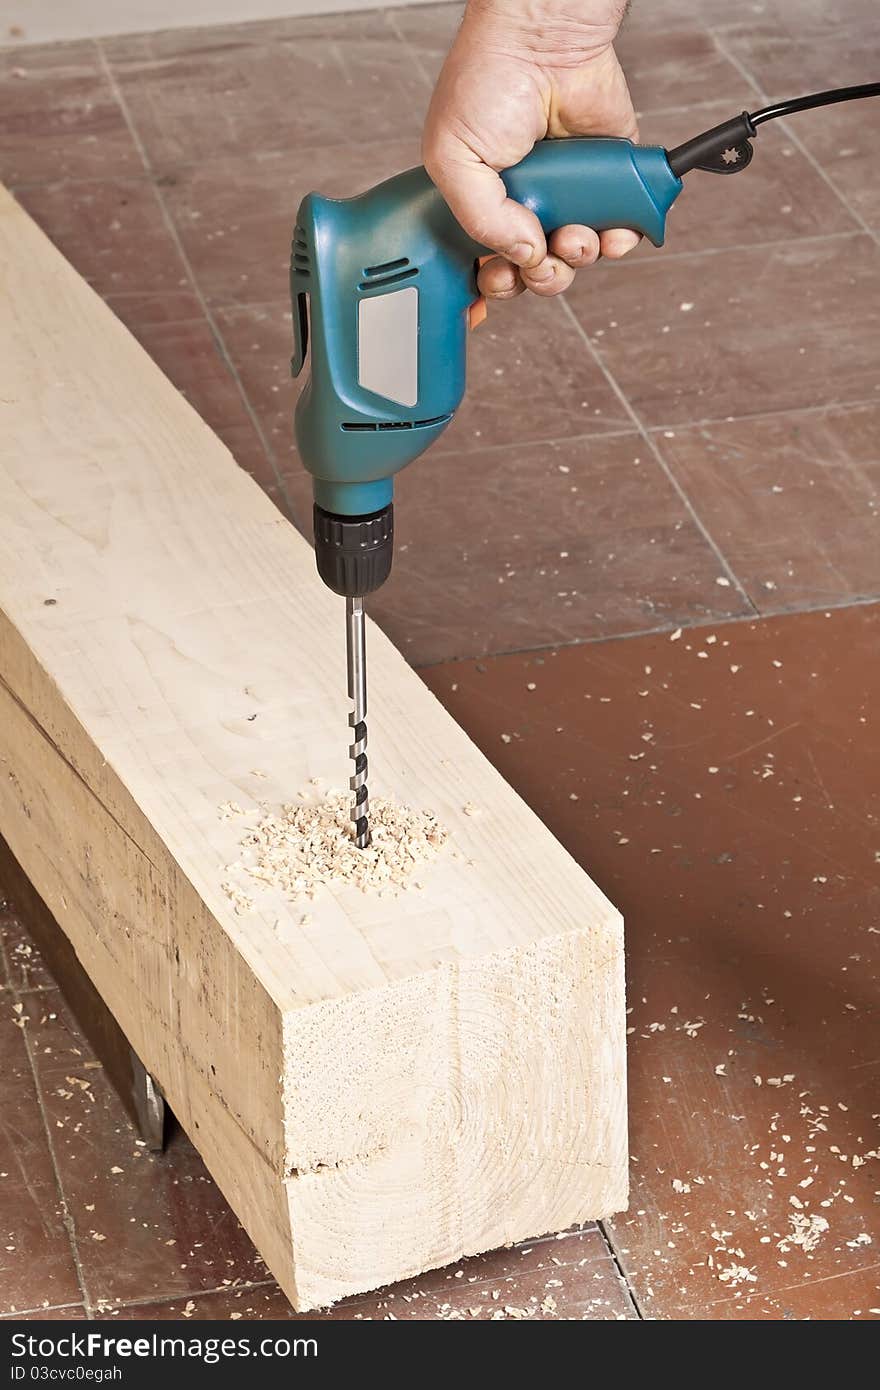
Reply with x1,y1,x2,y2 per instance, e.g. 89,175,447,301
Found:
345,596,370,848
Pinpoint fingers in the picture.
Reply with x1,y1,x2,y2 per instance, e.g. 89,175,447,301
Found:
423,141,547,271
520,254,577,297
476,257,525,300
600,228,642,259
477,252,576,300
477,220,640,302
548,225,601,269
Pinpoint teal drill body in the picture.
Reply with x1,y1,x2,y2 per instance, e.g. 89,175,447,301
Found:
290,135,682,850
291,138,682,520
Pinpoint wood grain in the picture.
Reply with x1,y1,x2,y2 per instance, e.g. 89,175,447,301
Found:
0,185,627,1309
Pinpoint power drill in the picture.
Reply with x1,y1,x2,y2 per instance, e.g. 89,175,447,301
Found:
290,83,879,848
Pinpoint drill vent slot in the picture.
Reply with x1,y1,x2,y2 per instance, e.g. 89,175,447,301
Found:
292,226,310,275
358,267,418,292
341,414,450,433
363,257,409,277
359,256,417,292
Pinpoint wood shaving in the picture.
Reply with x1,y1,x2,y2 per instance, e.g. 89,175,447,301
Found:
224,791,448,903
717,1263,757,1287
780,1212,828,1253
221,880,254,915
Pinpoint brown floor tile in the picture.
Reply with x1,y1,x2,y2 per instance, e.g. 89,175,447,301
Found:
0,1305,86,1320
159,139,422,309
104,18,429,171
714,16,879,97
437,295,633,454
102,9,407,58
637,102,858,254
422,601,880,1320
386,2,463,83
354,431,750,665
213,304,296,467
0,1003,82,1316
654,404,880,612
791,102,880,234
101,1227,633,1320
0,42,140,186
104,290,205,333
130,318,272,484
565,234,880,428
23,996,267,1309
12,179,188,301
617,25,759,118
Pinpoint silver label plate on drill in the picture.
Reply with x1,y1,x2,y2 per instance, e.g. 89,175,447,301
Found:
357,285,418,408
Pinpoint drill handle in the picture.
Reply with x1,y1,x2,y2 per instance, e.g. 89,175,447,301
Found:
495,138,681,252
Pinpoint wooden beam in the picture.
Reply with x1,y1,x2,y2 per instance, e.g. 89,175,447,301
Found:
0,186,627,1310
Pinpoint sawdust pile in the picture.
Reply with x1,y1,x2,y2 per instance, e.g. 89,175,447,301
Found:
221,790,448,905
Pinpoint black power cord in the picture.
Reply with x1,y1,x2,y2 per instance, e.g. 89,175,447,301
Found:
667,80,880,177
750,81,880,126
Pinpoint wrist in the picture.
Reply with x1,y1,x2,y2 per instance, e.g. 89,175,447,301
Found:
463,0,627,54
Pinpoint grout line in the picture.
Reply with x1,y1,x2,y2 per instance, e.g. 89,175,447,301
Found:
645,396,880,435
9,172,154,193
0,921,12,992
17,998,96,1319
709,29,879,247
557,294,758,615
694,1258,880,1312
93,1278,279,1316
0,980,59,995
429,423,637,458
595,227,861,268
426,391,880,461
412,594,880,671
0,1303,85,1321
84,1224,622,1318
772,122,877,246
1,881,94,1317
2,912,84,1319
383,8,435,90
598,1221,645,1320
95,42,297,521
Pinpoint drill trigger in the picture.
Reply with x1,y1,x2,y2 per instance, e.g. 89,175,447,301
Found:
468,255,494,331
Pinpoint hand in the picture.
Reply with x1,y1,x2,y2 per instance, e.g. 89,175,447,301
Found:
423,0,639,300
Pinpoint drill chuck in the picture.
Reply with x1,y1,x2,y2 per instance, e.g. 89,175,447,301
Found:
313,503,394,598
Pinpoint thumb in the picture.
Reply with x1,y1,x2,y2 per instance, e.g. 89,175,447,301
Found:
423,135,547,269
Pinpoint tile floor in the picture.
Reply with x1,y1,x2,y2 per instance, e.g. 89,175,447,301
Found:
1,1,878,1320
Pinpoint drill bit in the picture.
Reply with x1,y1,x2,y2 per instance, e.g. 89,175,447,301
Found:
345,596,370,848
